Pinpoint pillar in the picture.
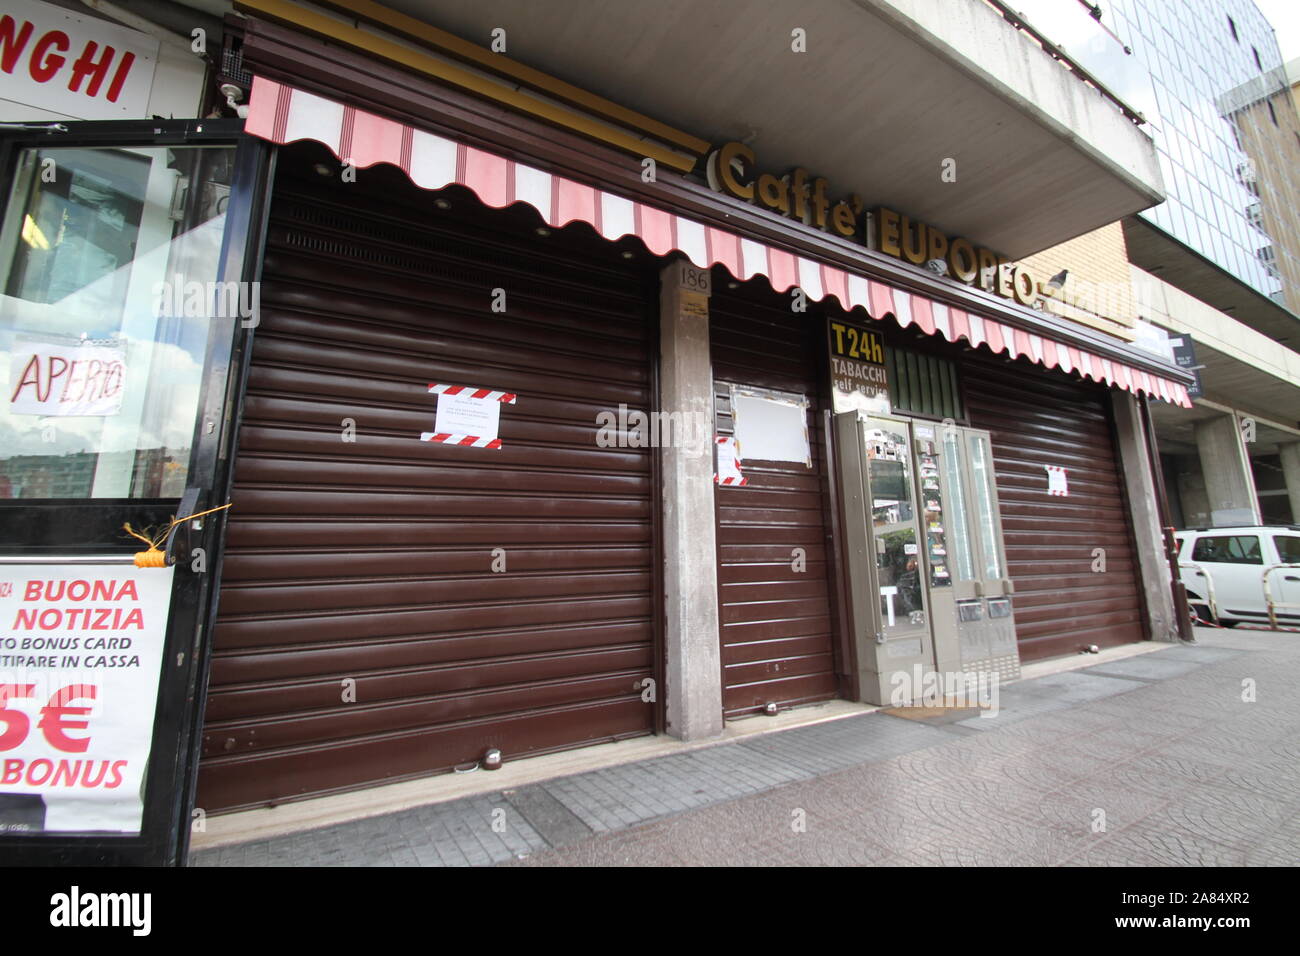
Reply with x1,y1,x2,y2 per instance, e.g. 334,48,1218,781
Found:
1112,394,1179,642
1279,442,1300,524
1193,413,1260,527
659,260,724,740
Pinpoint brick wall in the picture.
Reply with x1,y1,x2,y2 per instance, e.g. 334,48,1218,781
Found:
1017,222,1138,342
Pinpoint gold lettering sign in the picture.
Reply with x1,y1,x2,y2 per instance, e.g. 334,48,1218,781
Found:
706,142,863,238
873,206,1038,307
704,141,1047,309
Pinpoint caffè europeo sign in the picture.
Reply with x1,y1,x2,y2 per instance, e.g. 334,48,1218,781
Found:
706,141,1050,309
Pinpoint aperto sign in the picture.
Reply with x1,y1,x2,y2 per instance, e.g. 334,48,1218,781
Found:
9,340,126,417
0,0,159,119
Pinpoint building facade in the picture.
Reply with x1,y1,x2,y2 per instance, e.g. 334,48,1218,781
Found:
1085,1,1300,546
0,0,1194,863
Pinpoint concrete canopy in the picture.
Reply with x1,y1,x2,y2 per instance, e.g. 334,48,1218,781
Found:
377,0,1165,260
1125,216,1300,347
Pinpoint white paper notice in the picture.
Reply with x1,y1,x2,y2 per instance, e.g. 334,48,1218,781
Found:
731,391,810,465
715,436,746,485
433,392,501,442
1045,465,1069,497
0,564,174,834
9,342,126,417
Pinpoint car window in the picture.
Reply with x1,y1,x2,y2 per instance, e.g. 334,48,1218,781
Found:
1191,535,1262,564
1274,536,1300,564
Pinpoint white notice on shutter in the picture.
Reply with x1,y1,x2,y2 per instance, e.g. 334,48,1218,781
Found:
1044,465,1069,496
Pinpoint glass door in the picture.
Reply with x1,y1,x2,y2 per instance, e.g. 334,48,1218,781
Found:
966,431,1009,599
861,416,928,644
939,425,980,601
0,121,268,865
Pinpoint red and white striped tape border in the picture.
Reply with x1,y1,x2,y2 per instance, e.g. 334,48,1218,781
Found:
422,383,516,449
715,436,747,485
420,432,501,449
428,383,517,403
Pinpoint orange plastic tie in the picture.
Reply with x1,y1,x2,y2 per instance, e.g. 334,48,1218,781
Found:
123,503,233,569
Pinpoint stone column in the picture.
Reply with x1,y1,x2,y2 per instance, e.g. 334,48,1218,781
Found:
1112,393,1179,641
659,260,724,740
1279,442,1300,524
1193,413,1260,527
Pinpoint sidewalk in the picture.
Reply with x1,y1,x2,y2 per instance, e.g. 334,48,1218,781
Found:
190,628,1299,867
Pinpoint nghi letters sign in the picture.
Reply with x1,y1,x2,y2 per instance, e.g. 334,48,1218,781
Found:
0,0,159,120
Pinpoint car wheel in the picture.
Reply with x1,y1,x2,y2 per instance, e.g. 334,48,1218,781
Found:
1188,601,1215,625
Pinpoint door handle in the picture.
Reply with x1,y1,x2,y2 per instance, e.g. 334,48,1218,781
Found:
1286,575,1300,582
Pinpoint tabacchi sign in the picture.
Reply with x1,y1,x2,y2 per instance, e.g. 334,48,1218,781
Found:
706,141,1045,308
0,0,159,120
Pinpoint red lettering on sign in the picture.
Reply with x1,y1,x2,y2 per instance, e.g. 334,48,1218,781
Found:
0,18,134,101
0,758,126,788
105,760,126,789
26,757,53,786
0,16,34,73
106,50,134,102
29,28,68,83
68,40,113,97
38,684,96,753
23,579,141,602
50,759,82,787
0,684,36,751
11,354,44,405
11,353,126,409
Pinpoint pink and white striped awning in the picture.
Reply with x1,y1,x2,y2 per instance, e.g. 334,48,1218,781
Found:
245,77,1192,408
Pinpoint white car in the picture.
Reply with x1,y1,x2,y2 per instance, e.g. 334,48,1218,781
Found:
1175,526,1300,627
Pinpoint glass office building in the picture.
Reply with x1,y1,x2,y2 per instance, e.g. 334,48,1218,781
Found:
1103,0,1298,306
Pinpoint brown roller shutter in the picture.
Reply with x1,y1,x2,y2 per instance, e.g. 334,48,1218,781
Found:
197,152,658,811
710,282,841,717
964,355,1145,661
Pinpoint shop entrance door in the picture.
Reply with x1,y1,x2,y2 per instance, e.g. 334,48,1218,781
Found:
921,423,1021,683
0,119,264,864
859,415,932,660
835,412,1020,704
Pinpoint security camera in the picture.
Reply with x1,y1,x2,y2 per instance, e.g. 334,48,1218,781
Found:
220,83,249,119
924,258,948,276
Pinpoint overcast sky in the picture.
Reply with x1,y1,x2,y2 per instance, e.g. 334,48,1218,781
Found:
1253,0,1300,63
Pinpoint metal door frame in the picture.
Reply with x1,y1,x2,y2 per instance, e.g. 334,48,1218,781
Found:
0,120,274,865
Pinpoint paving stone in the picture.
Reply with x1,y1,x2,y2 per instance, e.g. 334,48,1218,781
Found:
1011,670,1144,703
1152,644,1243,664
193,629,1297,867
1084,655,1206,681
